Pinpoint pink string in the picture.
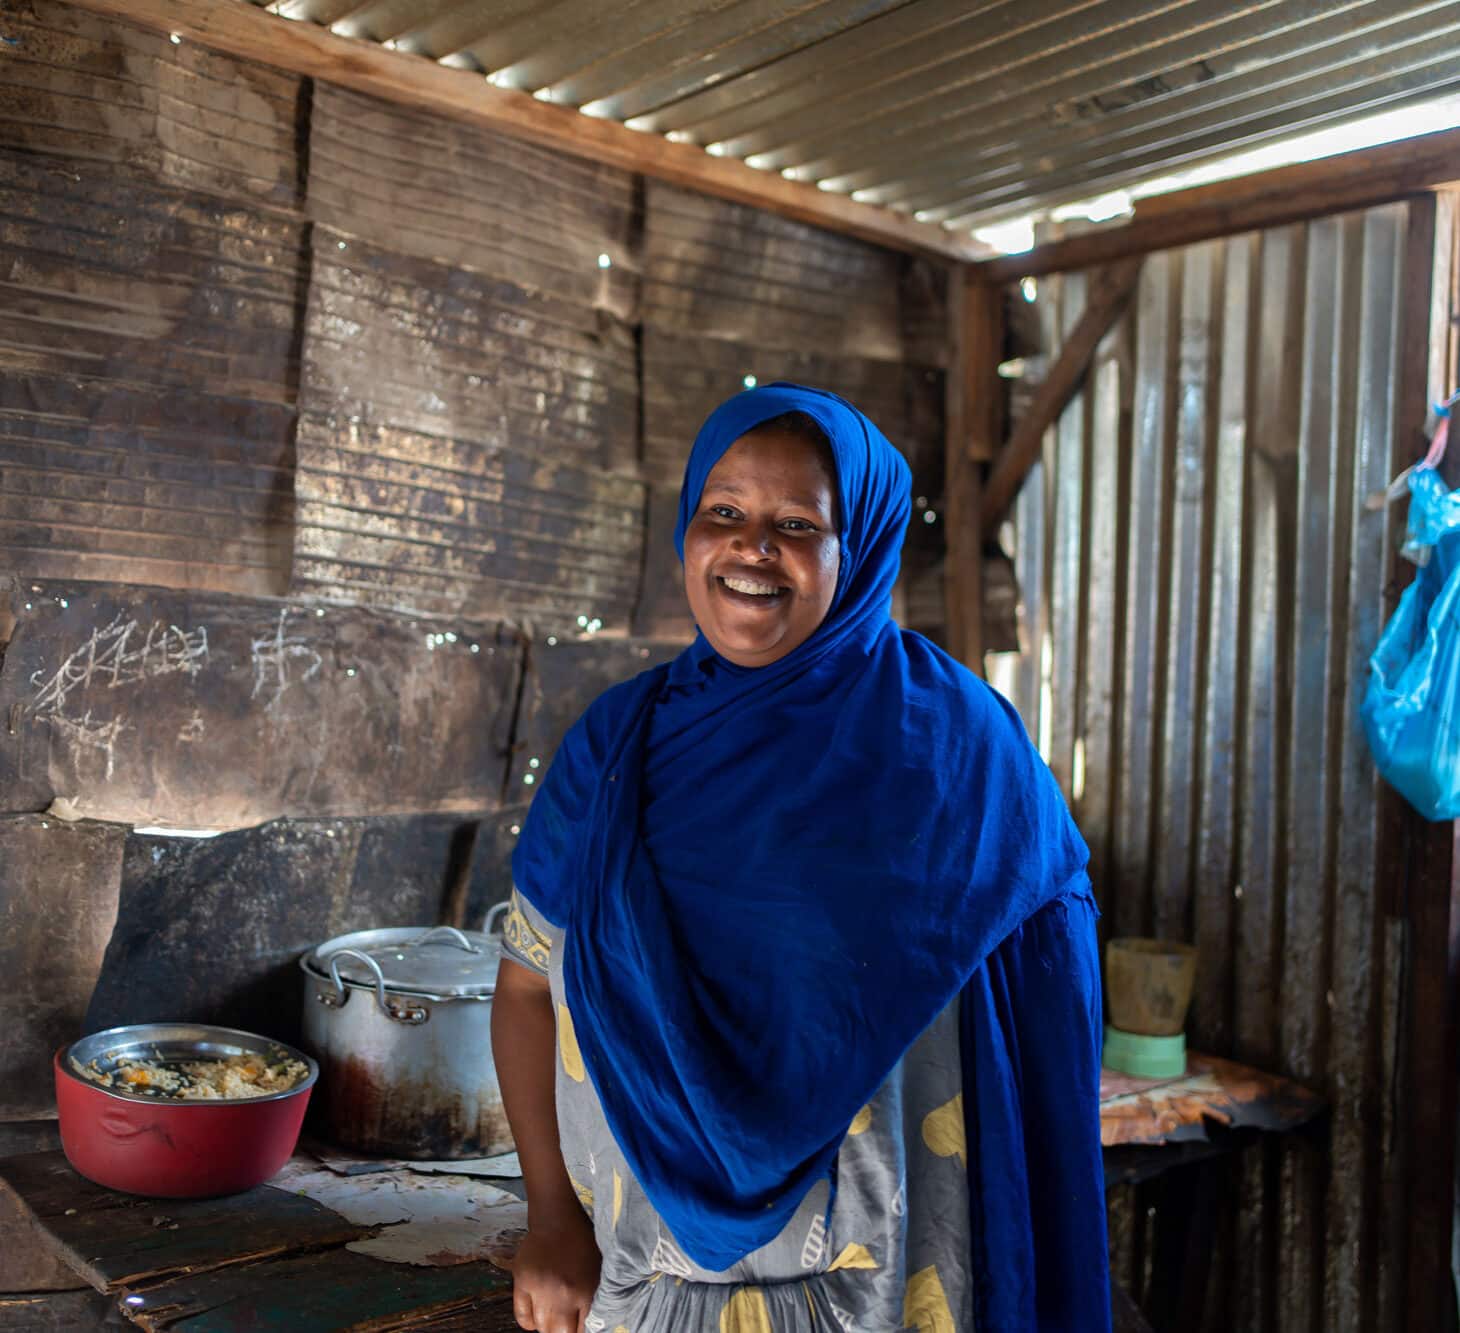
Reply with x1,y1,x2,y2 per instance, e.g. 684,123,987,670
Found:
1423,413,1449,471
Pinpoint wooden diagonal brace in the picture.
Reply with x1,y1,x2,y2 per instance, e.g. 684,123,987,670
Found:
978,256,1144,532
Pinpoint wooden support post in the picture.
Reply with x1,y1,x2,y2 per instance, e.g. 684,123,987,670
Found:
978,256,1142,534
1403,822,1460,1333
945,267,1002,676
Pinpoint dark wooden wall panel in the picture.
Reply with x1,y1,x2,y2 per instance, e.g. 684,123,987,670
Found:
307,83,639,317
0,0,302,207
0,0,304,597
84,815,498,1050
1,581,521,828
0,815,126,1119
507,637,681,793
293,85,647,629
643,181,903,360
0,148,304,595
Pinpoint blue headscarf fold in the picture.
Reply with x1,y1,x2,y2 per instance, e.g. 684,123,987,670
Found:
513,383,1087,1271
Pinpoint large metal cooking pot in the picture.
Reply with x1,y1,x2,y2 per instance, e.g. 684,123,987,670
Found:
299,909,509,1159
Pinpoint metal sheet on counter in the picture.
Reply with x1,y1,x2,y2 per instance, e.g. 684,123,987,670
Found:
272,1159,526,1268
0,147,304,598
0,581,522,827
0,815,126,1118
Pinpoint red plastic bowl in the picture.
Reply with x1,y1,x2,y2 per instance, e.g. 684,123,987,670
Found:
54,1023,317,1198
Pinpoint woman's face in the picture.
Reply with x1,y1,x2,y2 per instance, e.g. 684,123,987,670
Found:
683,428,840,668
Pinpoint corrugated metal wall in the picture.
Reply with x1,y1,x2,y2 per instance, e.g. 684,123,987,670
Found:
989,203,1421,1331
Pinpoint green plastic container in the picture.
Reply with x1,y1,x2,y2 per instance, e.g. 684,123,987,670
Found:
1102,1025,1186,1079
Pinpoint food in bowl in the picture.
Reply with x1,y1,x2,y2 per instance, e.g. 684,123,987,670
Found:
55,1023,318,1198
72,1051,309,1100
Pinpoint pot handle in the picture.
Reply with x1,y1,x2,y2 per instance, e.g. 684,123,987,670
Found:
410,925,481,954
484,901,508,937
320,949,430,1026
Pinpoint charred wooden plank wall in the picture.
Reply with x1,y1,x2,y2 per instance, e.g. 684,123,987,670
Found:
990,201,1454,1333
0,0,947,1245
0,0,304,596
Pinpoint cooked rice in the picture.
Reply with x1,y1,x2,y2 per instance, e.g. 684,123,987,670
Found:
75,1052,308,1100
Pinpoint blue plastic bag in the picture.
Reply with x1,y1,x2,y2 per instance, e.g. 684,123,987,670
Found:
1362,467,1460,820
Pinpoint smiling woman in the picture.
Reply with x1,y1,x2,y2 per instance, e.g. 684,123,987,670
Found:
493,383,1110,1333
682,412,840,669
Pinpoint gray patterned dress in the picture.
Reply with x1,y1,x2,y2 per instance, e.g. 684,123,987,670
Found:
503,887,973,1333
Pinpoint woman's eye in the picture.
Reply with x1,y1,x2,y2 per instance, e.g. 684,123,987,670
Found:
781,519,816,532
708,505,739,519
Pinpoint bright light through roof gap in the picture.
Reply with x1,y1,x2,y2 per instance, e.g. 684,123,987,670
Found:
968,93,1460,255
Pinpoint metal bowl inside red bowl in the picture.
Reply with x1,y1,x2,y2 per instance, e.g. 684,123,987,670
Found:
55,1023,318,1198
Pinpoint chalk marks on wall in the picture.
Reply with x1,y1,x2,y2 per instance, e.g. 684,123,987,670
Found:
27,614,210,778
250,608,322,714
3,584,522,827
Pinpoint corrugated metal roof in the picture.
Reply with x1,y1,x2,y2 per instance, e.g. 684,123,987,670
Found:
249,0,1460,234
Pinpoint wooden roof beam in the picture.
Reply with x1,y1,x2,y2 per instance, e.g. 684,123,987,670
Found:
978,256,1144,532
60,0,983,264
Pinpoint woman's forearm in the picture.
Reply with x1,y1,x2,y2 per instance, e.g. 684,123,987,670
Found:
491,961,585,1231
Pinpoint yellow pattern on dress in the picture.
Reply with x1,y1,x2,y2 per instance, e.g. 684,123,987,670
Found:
503,890,552,972
720,1287,774,1333
904,1265,956,1333
558,1003,586,1082
847,1104,872,1135
827,1242,878,1271
569,1175,594,1210
921,1092,967,1167
612,1168,624,1229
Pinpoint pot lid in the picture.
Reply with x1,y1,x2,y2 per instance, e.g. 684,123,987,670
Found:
306,923,503,998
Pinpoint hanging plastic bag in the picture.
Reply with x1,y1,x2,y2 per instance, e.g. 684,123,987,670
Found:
1362,463,1460,820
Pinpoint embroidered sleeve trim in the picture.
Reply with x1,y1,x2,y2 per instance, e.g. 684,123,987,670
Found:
502,888,552,974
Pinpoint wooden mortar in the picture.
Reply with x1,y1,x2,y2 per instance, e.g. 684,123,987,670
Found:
1104,937,1198,1037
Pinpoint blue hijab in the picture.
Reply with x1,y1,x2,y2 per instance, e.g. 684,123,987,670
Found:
513,383,1088,1271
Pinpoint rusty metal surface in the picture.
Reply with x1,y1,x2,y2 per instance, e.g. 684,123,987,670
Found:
0,581,521,828
1100,1053,1325,1149
231,0,1460,231
508,636,680,793
990,200,1415,1331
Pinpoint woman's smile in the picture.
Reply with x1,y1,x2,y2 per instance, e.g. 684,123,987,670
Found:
718,572,787,601
683,423,840,668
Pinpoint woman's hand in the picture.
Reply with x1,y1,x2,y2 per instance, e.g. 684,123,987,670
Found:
492,956,603,1332
509,1211,602,1333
